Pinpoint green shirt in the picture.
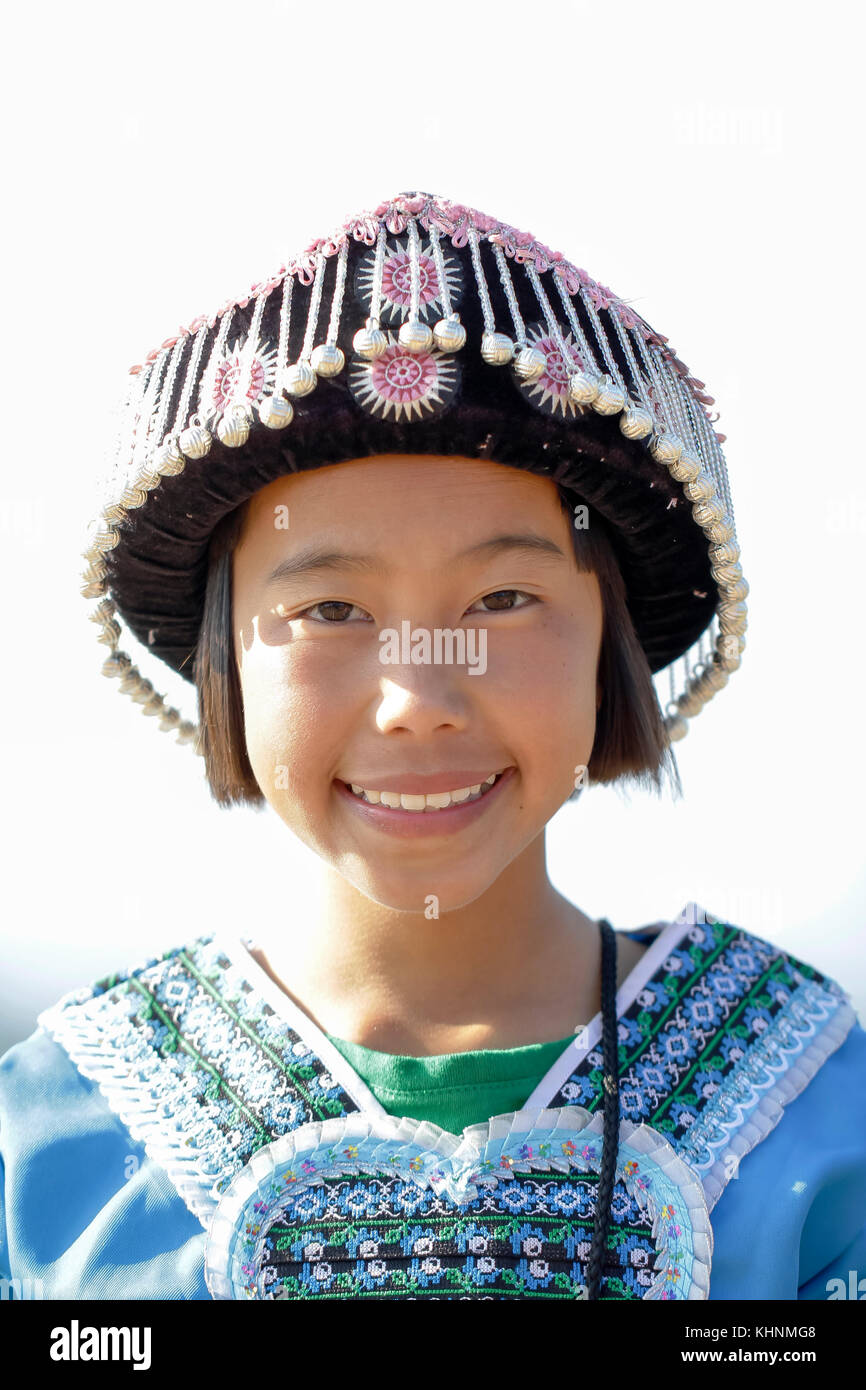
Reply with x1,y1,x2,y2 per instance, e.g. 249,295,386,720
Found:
324,1032,576,1134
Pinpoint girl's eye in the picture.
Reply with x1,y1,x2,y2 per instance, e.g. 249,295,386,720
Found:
289,589,537,624
467,589,536,614
295,601,372,623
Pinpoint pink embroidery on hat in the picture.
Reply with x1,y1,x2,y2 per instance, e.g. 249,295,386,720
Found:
210,337,277,415
125,194,709,428
348,335,460,422
514,323,588,420
355,236,463,324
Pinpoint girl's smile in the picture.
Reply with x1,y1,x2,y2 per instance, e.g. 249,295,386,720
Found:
334,765,516,838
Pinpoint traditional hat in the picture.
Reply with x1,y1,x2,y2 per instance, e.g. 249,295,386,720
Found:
83,190,747,752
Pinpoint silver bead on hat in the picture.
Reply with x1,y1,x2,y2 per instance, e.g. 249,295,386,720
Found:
311,343,346,377
683,471,716,504
432,315,466,353
398,319,434,353
650,431,685,465
154,436,186,475
216,404,251,449
284,362,318,397
665,713,689,742
481,331,515,366
352,325,388,360
512,345,547,383
178,419,213,460
258,394,294,429
619,406,654,440
568,371,600,405
667,452,702,483
592,375,626,415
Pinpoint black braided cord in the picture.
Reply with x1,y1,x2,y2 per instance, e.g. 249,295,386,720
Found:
584,918,620,1301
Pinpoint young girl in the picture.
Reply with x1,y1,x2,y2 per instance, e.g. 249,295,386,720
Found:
1,190,864,1302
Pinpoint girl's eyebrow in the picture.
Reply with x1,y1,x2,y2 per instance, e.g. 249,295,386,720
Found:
264,532,568,587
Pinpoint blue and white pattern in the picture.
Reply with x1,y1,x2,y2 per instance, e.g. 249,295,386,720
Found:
36,907,856,1299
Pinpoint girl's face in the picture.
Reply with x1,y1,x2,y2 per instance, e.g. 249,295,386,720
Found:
232,455,602,912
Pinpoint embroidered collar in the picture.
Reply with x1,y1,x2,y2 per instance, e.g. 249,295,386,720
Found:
37,903,854,1261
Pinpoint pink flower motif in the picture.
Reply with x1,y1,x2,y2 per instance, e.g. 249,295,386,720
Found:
381,250,440,310
213,352,266,412
371,346,439,406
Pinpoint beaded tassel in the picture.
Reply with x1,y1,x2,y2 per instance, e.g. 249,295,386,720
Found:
572,289,628,416
162,323,209,470
467,225,514,365
312,239,349,377
353,226,388,360
396,217,433,353
284,253,326,397
492,244,545,383
214,289,272,449
258,273,295,429
429,224,466,352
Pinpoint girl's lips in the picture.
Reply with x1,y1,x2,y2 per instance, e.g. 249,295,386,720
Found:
334,765,516,838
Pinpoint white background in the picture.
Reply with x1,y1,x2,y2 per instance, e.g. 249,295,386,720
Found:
1,0,863,1053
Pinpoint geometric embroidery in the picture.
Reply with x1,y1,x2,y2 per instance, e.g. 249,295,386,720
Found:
258,1172,659,1301
541,918,853,1210
203,1110,712,1301
38,909,855,1300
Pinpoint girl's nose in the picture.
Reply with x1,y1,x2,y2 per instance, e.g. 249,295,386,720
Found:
374,673,472,738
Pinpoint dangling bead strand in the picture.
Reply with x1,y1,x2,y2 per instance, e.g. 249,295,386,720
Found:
524,262,589,401
141,334,188,484
157,322,209,476
353,225,388,360
181,308,236,459
397,217,434,353
550,269,604,406
429,223,466,352
493,243,545,382
311,239,349,377
572,288,628,416
603,304,657,441
216,288,270,447
631,330,685,465
285,253,325,397
258,272,294,429
468,225,514,365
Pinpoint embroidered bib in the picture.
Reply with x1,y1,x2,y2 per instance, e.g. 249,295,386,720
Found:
37,906,854,1301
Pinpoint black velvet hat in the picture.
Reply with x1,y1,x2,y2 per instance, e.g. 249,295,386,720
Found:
84,190,747,751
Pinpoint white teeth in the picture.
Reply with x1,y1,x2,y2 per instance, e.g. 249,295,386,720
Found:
347,771,504,811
